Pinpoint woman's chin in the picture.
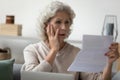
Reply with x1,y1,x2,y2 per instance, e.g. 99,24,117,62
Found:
58,36,66,41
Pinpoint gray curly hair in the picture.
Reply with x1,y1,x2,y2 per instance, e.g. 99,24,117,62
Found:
36,1,75,40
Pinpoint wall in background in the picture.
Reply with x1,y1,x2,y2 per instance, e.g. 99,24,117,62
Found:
0,0,120,42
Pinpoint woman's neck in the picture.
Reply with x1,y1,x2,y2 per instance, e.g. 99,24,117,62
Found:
44,40,66,50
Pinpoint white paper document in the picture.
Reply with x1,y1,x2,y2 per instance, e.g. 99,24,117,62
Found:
68,35,113,73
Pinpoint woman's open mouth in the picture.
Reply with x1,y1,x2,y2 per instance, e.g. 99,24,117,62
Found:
58,34,66,37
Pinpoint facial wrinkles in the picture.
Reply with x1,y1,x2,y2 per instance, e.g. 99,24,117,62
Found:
49,11,71,38
51,11,71,28
57,19,69,26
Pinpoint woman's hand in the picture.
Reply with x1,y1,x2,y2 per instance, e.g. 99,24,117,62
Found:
46,24,60,52
102,43,119,80
105,43,119,64
44,24,60,65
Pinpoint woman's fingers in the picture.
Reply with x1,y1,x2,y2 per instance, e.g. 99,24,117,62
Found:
46,24,55,37
50,25,54,36
46,24,60,51
109,43,118,50
107,51,117,58
46,24,59,39
105,45,119,63
109,43,119,54
46,24,50,36
55,29,59,38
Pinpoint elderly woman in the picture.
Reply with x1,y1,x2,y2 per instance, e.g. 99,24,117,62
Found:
21,1,119,80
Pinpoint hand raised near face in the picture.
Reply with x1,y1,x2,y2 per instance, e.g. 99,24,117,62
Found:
46,24,60,52
105,43,120,64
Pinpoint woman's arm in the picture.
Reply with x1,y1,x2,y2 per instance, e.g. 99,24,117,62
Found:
45,24,60,65
102,62,112,80
21,45,52,72
102,43,119,80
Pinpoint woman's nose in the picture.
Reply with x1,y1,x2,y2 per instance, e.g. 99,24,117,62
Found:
60,24,66,29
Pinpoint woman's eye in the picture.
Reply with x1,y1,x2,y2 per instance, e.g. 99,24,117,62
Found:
65,21,70,25
55,21,61,24
65,21,70,24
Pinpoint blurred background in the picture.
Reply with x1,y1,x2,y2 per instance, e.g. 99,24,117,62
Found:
0,0,120,42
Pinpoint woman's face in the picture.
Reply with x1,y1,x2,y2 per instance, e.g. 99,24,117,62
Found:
46,11,71,41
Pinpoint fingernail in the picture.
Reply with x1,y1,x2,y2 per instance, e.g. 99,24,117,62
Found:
105,53,107,56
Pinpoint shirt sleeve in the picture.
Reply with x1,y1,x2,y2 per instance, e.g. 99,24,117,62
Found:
21,44,52,72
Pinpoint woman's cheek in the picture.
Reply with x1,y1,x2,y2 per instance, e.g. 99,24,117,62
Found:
54,26,60,32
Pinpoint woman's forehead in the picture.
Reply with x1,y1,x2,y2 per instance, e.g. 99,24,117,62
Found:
52,11,71,20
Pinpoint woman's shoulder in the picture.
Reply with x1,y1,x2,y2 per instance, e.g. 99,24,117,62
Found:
67,43,80,51
24,41,44,50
